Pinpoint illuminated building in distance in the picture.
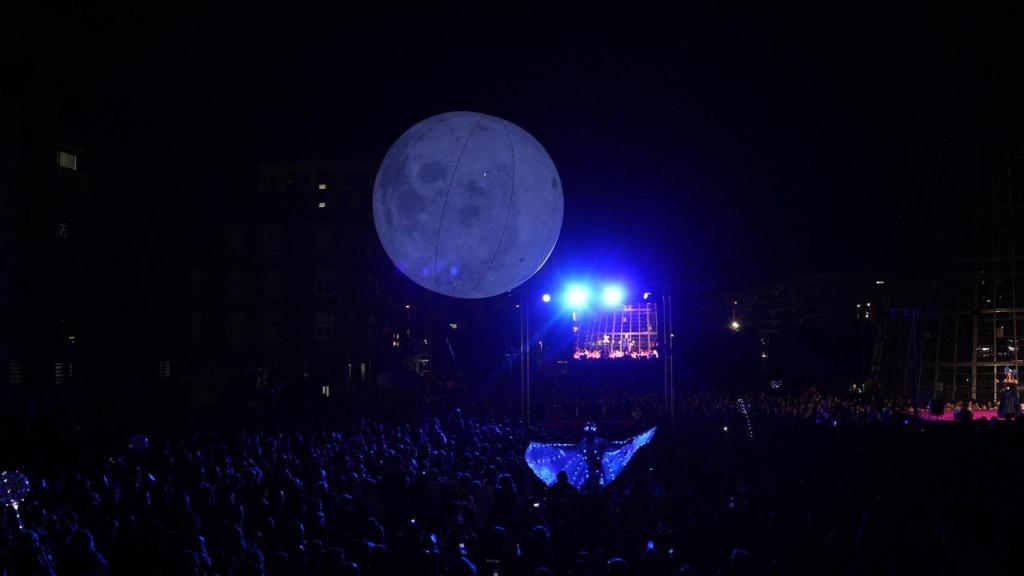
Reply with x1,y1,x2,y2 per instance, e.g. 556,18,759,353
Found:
881,106,1024,404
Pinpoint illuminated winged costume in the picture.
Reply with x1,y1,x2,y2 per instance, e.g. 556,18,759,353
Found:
525,423,656,493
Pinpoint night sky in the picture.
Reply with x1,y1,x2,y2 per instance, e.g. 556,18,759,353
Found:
17,2,1024,296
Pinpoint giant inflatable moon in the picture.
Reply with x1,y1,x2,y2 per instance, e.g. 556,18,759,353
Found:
373,111,564,299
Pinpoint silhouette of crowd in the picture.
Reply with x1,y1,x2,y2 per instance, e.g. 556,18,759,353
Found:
2,389,1022,575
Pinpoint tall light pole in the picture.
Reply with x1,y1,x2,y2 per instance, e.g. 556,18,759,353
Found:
525,300,531,426
662,292,675,426
518,302,525,424
730,300,741,332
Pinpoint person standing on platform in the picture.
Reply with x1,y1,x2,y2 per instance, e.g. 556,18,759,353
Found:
997,367,1021,419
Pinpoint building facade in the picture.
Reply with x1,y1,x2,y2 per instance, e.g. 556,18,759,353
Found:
178,161,386,402
881,107,1024,404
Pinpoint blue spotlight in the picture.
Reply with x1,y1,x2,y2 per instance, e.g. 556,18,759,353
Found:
601,285,625,307
541,293,552,303
565,285,590,310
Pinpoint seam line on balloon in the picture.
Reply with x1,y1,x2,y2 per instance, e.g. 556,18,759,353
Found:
383,114,456,265
433,113,485,290
531,148,562,285
467,118,517,296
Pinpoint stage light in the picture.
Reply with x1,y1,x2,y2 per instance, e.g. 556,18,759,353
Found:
541,293,552,303
643,291,651,300
601,285,625,307
730,320,741,331
566,285,590,309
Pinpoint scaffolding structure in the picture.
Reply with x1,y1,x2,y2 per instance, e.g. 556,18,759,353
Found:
573,302,659,359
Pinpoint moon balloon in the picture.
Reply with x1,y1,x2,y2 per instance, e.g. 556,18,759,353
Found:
373,111,563,299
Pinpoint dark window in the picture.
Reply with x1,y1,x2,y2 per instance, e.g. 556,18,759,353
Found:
263,225,283,256
315,270,335,298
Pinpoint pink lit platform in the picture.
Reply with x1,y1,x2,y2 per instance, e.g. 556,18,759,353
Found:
918,409,999,422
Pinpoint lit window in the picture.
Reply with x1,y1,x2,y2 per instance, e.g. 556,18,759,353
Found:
57,151,77,170
8,362,21,385
318,202,327,208
159,361,171,380
450,323,458,330
321,385,331,397
318,183,327,190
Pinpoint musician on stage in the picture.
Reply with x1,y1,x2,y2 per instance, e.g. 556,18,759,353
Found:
997,367,1021,419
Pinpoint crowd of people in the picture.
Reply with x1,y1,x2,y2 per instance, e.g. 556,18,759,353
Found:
2,388,1023,575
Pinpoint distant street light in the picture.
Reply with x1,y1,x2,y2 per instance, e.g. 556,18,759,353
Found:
730,299,741,332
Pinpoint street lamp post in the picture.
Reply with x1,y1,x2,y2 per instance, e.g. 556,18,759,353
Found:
662,292,675,426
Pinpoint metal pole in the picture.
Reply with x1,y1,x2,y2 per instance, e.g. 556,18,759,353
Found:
525,301,531,426
662,294,669,419
911,308,919,421
519,303,525,423
668,293,674,426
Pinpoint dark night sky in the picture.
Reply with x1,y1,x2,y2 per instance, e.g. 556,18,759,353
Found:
22,2,1024,295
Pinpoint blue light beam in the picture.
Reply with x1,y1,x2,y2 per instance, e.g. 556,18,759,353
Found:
565,285,591,310
601,285,625,307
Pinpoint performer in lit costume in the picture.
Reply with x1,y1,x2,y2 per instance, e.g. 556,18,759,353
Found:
525,422,656,493
997,367,1021,419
